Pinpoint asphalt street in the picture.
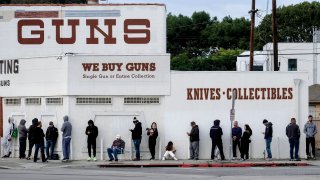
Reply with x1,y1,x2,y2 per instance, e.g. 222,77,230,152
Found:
0,166,320,180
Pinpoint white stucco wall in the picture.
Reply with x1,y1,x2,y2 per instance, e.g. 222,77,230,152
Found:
2,71,309,160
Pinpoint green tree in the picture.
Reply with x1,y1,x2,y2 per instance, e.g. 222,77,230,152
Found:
205,16,250,50
256,1,320,49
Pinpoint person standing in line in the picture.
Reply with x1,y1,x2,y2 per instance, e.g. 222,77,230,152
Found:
1,117,14,158
61,115,72,162
210,119,225,160
27,118,38,160
33,121,47,163
130,117,142,161
18,119,27,159
232,120,242,160
85,120,98,161
187,121,200,160
286,118,301,161
240,124,252,161
162,141,178,160
45,121,58,160
304,115,317,160
147,122,158,160
263,119,273,161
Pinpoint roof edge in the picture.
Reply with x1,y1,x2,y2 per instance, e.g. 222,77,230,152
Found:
0,3,165,7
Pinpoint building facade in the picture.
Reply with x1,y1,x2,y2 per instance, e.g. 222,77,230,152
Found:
0,4,309,160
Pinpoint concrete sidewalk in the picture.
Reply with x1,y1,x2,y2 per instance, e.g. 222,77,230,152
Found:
1,158,319,169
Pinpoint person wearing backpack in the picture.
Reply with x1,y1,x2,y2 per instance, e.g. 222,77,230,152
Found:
1,117,14,158
45,121,58,160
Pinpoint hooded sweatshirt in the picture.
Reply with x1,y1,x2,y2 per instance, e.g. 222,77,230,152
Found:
61,115,72,138
18,119,27,140
189,125,200,142
304,121,317,138
85,120,98,140
5,117,14,139
264,122,273,139
131,122,142,140
34,125,45,144
210,120,223,142
28,118,38,141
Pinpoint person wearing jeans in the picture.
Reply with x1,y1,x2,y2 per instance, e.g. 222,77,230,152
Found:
107,134,125,161
61,115,72,162
263,119,273,160
286,118,301,161
45,121,58,160
304,115,317,160
130,117,142,161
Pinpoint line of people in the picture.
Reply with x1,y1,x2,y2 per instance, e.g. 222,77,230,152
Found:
1,116,72,162
1,115,317,161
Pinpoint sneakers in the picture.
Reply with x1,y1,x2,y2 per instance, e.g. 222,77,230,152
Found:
87,157,97,161
232,157,237,160
240,158,245,161
173,157,178,161
162,157,165,160
265,158,272,161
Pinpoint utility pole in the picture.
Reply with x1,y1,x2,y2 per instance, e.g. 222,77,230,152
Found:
272,0,279,71
249,0,257,71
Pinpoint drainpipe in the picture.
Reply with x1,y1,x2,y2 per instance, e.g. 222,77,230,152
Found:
0,97,2,137
294,79,301,124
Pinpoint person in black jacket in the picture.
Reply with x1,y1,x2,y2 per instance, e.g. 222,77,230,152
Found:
263,119,273,160
27,118,38,160
85,120,98,161
45,121,58,160
33,121,47,163
147,122,158,160
286,118,301,161
187,121,199,160
210,119,225,160
130,117,142,161
240,124,252,161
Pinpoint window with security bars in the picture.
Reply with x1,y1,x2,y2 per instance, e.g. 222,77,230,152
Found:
124,97,160,104
46,98,63,105
76,97,112,104
4,98,21,105
25,98,41,105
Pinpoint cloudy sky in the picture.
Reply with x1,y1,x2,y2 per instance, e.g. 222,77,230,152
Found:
109,0,315,23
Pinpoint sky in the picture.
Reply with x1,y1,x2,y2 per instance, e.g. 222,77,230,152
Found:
109,0,316,24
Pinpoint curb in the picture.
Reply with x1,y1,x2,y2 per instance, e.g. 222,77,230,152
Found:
99,162,310,168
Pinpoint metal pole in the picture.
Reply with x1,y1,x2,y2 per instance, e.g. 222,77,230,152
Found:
249,0,257,71
272,0,279,71
229,90,236,160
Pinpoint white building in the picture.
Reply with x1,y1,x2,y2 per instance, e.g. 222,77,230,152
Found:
237,42,320,148
0,4,309,160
